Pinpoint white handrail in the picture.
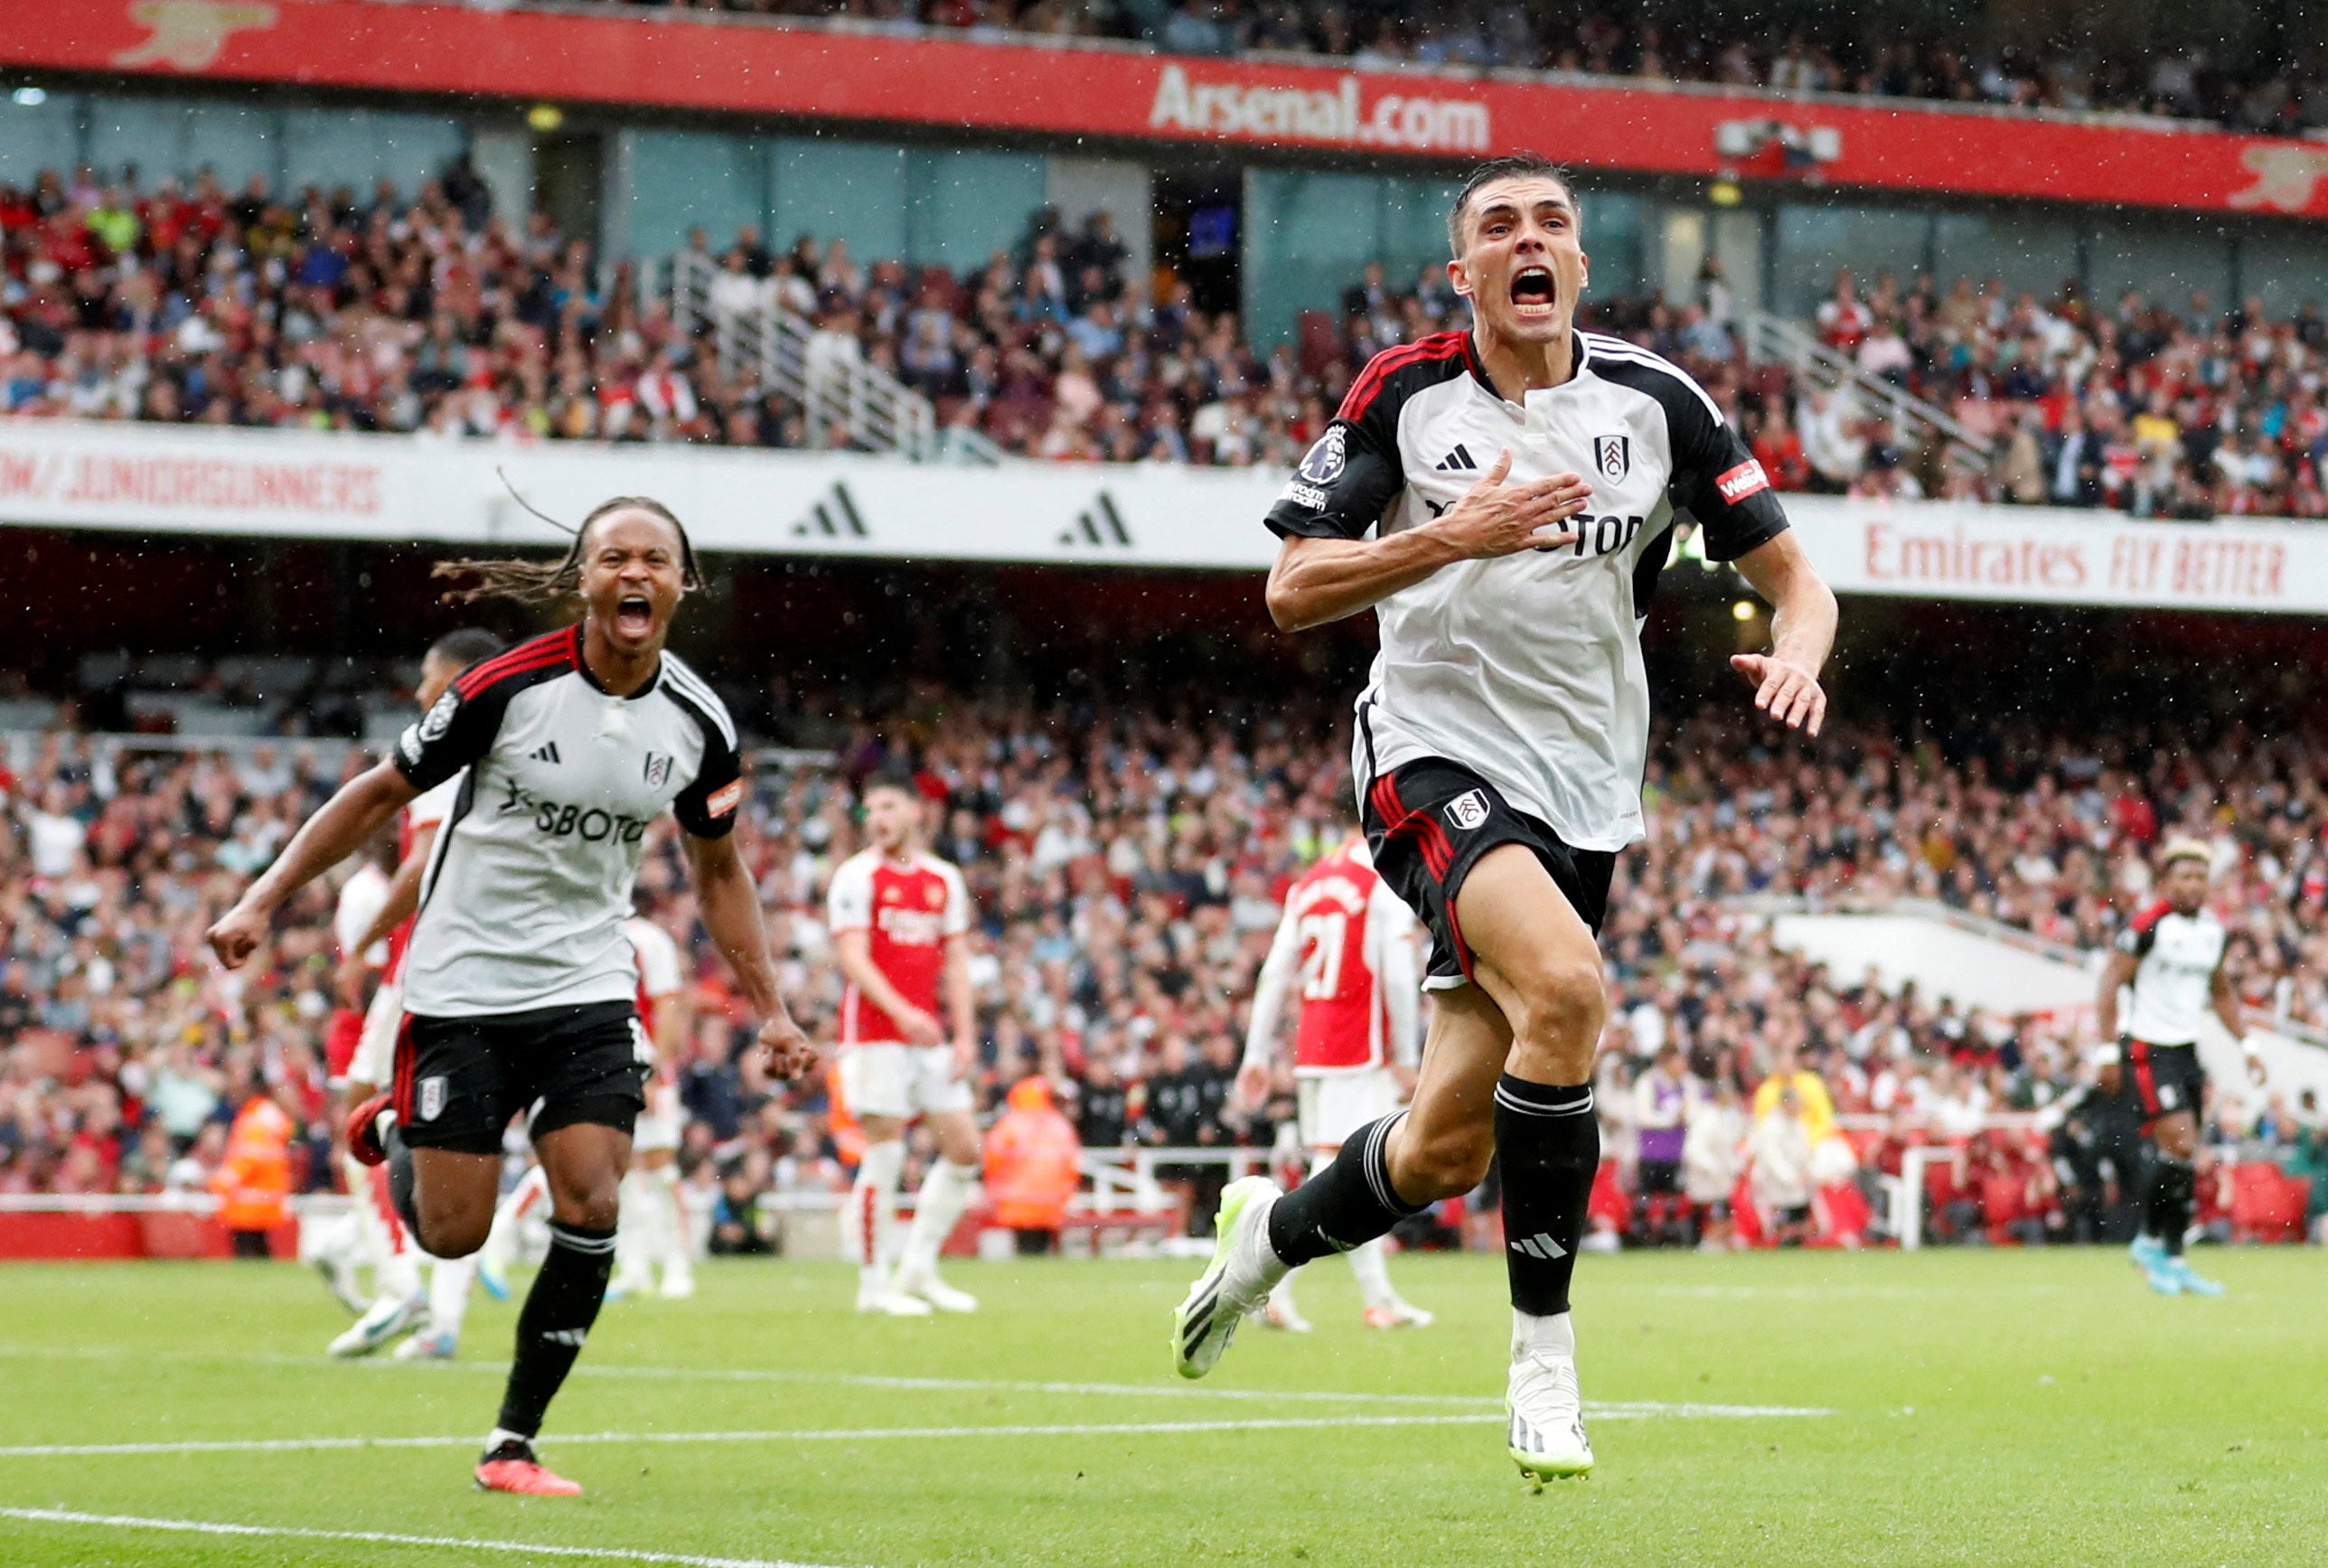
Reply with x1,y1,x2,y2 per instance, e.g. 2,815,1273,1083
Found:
1737,307,1994,474
659,251,1007,466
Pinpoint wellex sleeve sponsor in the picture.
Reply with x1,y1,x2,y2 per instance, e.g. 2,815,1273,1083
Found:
1662,374,1789,561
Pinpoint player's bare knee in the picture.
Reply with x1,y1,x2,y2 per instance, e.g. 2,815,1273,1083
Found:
415,1204,490,1259
1507,958,1605,1077
1396,1124,1493,1200
552,1183,622,1233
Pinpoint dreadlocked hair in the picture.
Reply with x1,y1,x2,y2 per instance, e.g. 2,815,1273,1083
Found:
433,495,705,606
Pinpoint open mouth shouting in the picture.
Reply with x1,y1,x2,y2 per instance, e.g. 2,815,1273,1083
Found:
614,594,656,639
1511,265,1559,320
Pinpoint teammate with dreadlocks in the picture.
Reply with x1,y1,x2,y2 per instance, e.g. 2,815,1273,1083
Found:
209,498,816,1497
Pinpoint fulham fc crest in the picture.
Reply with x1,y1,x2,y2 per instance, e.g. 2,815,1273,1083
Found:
643,753,672,788
1444,789,1489,831
1592,435,1631,483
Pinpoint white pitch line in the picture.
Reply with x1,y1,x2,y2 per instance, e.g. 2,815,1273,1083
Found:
0,1505,851,1568
0,1344,1497,1406
0,1404,1827,1460
572,1366,1501,1405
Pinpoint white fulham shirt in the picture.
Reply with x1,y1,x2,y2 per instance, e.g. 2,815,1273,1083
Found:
1267,330,1788,850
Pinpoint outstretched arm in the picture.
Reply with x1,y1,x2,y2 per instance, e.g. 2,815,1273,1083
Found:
1729,530,1838,736
209,760,418,968
682,830,816,1079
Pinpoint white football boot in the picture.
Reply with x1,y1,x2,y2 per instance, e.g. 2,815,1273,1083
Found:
1363,1296,1435,1329
1172,1177,1287,1379
1507,1310,1593,1483
328,1293,427,1358
856,1283,934,1317
894,1265,978,1314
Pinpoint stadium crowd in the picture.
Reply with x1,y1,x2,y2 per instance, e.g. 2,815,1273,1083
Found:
3,157,2324,515
4,673,2326,1246
585,0,2325,134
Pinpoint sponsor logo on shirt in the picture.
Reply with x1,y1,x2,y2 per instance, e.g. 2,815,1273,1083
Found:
1714,458,1770,503
1444,789,1489,831
877,906,949,944
494,776,652,843
706,780,743,818
1281,480,1328,510
1592,434,1630,482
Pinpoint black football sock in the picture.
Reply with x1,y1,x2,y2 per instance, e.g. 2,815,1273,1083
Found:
2147,1157,2194,1259
1265,1113,1426,1267
1494,1076,1598,1317
495,1220,616,1439
383,1123,423,1242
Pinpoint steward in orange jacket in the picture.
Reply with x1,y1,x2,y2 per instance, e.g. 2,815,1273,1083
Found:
983,1077,1081,1253
210,1087,295,1257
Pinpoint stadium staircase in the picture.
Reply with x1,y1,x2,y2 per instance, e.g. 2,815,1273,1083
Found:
1736,307,1995,478
658,250,1008,465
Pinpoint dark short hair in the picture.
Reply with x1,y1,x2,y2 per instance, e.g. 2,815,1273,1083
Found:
427,627,503,669
863,765,920,800
1447,155,1579,256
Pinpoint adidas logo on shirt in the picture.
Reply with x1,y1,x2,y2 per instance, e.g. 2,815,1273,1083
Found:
1434,444,1479,473
530,741,561,765
1508,1232,1570,1261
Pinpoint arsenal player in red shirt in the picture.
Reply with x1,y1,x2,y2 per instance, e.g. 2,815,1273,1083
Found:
827,771,981,1315
1240,828,1431,1331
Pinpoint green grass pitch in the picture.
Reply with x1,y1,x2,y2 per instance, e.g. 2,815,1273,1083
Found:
0,1247,2323,1566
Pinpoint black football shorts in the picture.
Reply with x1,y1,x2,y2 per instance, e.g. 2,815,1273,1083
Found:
1360,756,1613,991
2122,1038,2207,1126
393,1000,650,1154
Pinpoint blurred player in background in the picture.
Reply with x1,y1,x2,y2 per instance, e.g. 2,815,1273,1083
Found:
317,628,504,1357
2096,837,2266,1297
612,898,695,1300
829,770,982,1316
1239,826,1432,1331
303,831,396,1314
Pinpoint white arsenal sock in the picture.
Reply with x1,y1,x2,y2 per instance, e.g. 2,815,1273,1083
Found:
653,1165,693,1290
847,1141,908,1291
614,1169,660,1289
899,1160,981,1282
1344,1235,1395,1309
427,1253,475,1339
480,1164,549,1280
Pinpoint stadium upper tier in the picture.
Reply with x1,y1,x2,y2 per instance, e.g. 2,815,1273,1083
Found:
1,167,2323,520
422,0,2325,135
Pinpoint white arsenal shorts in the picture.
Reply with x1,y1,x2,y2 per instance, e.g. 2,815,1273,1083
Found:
840,1043,974,1122
347,976,403,1090
633,1076,682,1154
1297,1067,1400,1153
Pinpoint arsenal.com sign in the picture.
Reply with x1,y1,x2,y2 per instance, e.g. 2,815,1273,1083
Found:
5,0,2328,217
4,420,2328,617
